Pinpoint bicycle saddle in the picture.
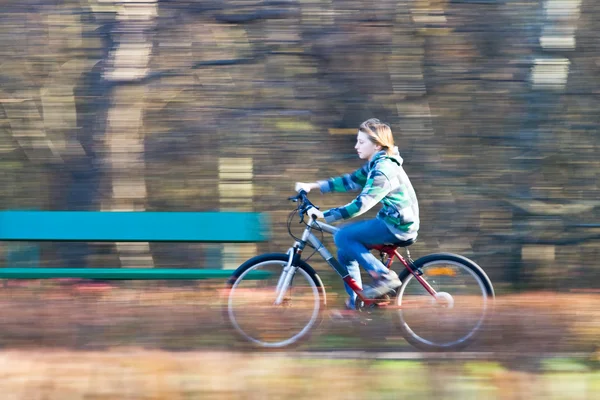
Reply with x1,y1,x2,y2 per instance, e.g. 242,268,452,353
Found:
369,237,416,249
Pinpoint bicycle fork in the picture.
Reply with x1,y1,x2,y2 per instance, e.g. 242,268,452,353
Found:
274,222,315,305
274,247,298,305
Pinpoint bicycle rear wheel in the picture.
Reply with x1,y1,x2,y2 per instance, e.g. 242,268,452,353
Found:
224,253,326,349
394,253,494,351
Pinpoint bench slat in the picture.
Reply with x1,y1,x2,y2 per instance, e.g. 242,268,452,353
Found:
0,211,269,242
0,268,267,280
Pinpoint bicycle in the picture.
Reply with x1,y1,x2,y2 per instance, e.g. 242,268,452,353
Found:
224,190,495,351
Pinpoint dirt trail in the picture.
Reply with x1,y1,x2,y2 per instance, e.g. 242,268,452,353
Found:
0,285,598,355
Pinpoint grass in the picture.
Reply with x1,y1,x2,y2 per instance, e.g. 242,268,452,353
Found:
0,350,597,399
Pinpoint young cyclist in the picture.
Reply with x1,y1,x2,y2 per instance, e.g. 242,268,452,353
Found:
295,118,420,310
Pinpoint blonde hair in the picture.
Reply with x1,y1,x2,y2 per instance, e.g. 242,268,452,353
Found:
359,118,395,156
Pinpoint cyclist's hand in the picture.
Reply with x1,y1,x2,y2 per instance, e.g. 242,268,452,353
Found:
306,207,324,220
296,182,321,193
295,182,315,193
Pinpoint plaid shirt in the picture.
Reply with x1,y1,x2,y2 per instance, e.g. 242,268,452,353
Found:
318,148,419,240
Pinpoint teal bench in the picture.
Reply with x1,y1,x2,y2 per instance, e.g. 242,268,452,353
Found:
0,211,270,280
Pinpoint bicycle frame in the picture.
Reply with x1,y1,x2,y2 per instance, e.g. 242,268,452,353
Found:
274,218,438,308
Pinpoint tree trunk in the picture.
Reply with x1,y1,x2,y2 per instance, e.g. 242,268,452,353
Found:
102,0,158,269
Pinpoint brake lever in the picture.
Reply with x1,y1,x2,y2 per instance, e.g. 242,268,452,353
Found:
289,190,318,224
288,190,306,202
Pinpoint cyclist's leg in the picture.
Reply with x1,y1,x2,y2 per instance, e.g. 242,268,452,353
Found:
334,219,397,277
338,252,360,309
334,219,401,294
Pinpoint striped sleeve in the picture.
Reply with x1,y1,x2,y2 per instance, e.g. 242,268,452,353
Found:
323,170,391,223
317,164,369,194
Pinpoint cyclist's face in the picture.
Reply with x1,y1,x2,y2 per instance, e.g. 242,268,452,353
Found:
355,131,381,160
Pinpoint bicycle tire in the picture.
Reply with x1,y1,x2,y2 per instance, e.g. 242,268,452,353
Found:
224,253,327,349
395,252,495,351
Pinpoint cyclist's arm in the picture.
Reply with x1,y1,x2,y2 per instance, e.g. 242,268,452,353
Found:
317,165,369,194
322,170,390,222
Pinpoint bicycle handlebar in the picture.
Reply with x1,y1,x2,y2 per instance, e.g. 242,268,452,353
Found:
288,190,320,223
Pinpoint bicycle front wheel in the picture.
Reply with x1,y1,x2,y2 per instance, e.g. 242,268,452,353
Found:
395,253,495,351
224,253,326,349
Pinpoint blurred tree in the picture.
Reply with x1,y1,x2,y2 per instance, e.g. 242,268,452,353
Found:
0,0,598,288
96,0,158,268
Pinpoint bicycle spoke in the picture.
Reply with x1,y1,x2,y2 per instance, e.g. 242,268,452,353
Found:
396,259,491,349
227,259,321,348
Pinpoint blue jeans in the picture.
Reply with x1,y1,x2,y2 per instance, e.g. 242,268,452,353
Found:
333,218,400,309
